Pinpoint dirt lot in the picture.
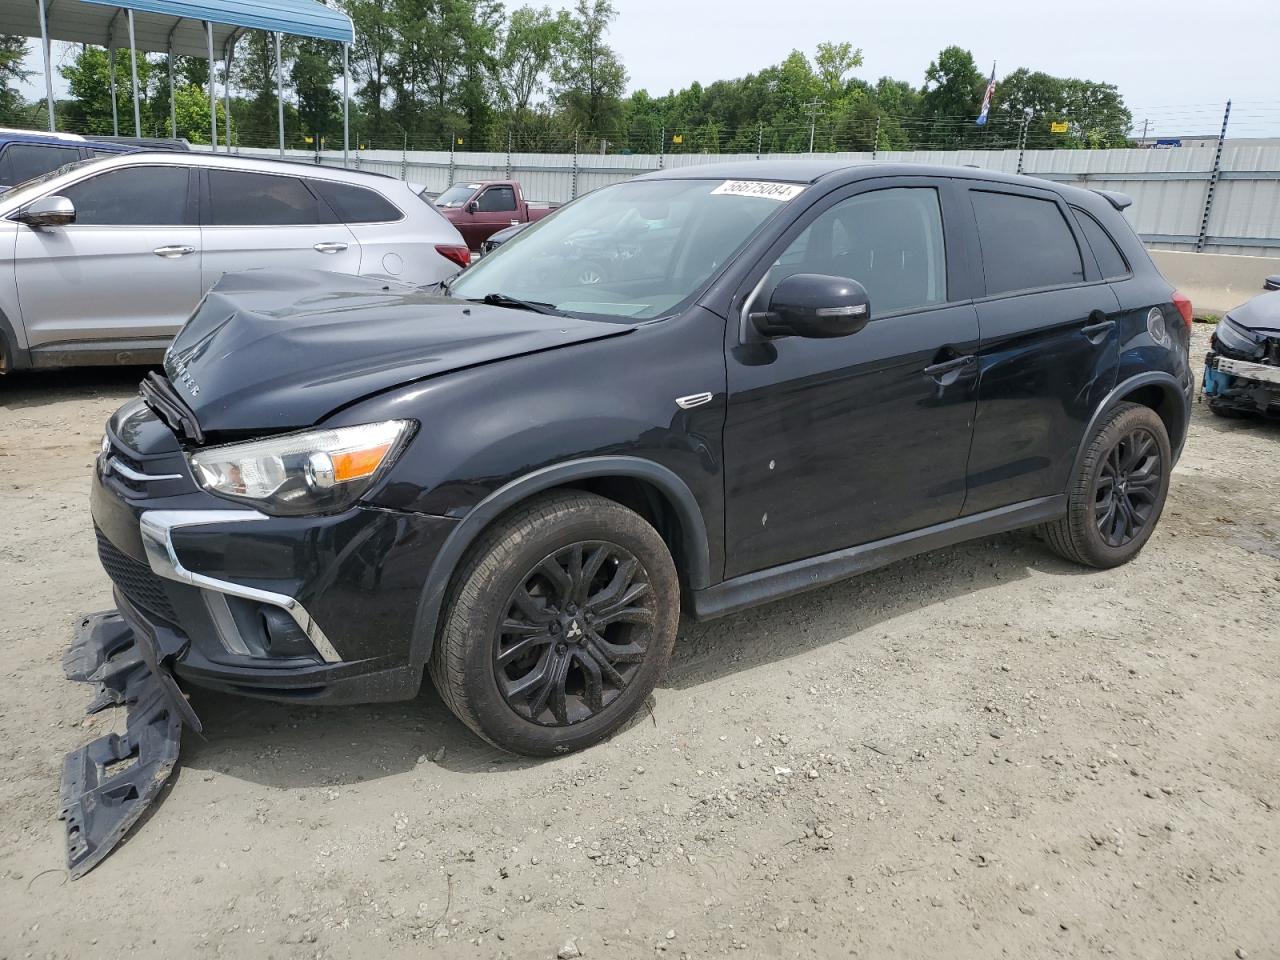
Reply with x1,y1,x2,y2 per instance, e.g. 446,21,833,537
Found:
1,325,1277,960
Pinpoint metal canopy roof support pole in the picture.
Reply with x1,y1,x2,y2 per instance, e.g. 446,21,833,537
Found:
275,32,284,157
205,21,216,149
341,42,349,168
36,0,55,130
109,44,119,135
167,44,176,138
222,38,233,151
126,9,141,137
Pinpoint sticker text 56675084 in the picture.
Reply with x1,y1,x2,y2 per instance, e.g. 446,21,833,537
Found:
710,180,806,202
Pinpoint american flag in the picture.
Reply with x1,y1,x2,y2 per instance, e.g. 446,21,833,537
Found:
976,65,997,126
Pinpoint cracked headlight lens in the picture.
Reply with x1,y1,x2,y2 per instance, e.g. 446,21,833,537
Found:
1214,316,1265,358
189,420,414,516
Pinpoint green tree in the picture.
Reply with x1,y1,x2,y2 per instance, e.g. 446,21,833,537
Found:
552,0,626,137
993,68,1132,148
61,46,158,135
497,6,569,121
0,35,31,117
293,39,341,145
344,0,395,138
919,45,986,147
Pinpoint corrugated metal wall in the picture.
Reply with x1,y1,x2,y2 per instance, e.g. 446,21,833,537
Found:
219,144,1280,256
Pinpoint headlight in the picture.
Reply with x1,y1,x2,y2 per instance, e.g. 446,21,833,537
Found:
1214,316,1264,358
189,420,414,516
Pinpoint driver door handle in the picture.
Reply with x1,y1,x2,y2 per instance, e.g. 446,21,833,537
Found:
923,354,976,377
313,241,349,254
1081,314,1116,341
153,244,195,258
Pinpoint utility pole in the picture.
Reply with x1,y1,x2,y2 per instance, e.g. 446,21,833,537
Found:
806,99,820,154
447,132,456,187
571,130,579,200
1140,117,1150,144
658,124,665,170
872,115,881,160
1196,100,1231,252
505,127,513,180
756,122,763,159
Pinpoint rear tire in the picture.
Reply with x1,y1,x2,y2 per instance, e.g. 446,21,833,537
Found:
429,491,679,756
1042,402,1172,569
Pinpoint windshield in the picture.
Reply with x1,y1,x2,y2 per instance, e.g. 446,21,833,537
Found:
449,178,794,320
436,183,481,207
0,158,98,203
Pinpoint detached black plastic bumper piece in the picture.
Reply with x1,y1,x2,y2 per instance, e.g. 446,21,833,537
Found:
59,610,197,879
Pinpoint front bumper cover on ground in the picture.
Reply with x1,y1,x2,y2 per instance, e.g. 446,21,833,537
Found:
59,609,198,879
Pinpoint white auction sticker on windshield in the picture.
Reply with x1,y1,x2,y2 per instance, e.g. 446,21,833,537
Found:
710,180,805,201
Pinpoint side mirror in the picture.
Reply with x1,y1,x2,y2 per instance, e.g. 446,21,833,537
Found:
752,273,871,339
1264,274,1280,291
18,195,76,227
465,200,479,214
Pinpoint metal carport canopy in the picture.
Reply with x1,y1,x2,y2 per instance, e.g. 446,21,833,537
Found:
1,0,353,58
5,0,354,162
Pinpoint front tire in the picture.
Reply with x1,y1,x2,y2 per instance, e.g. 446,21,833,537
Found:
1042,402,1172,569
429,491,679,756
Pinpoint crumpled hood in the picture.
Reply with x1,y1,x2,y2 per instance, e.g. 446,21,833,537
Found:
163,268,630,434
1226,290,1280,335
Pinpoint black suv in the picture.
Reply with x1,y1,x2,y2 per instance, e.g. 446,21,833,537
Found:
90,161,1194,759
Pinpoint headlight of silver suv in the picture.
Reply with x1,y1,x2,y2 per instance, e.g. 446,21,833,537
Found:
189,420,414,516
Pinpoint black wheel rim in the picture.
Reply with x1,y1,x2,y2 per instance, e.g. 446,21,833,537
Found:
495,541,654,727
1094,427,1163,548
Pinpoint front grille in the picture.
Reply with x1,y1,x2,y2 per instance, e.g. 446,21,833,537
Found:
95,530,178,624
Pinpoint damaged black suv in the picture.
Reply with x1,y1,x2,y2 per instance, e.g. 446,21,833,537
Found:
86,161,1194,768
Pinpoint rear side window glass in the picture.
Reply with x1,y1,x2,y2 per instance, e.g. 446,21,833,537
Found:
208,170,322,225
1073,208,1130,279
1,143,80,184
60,166,190,225
477,186,516,212
971,190,1084,295
310,179,401,223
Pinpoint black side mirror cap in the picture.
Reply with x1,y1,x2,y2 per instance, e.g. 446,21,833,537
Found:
1264,274,1280,291
752,273,871,339
466,200,478,214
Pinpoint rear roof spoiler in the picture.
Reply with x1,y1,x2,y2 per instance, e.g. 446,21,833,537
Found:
1093,189,1133,211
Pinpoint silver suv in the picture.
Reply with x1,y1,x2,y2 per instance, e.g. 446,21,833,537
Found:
0,152,470,372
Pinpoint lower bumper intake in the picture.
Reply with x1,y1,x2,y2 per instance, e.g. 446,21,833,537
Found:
59,610,197,879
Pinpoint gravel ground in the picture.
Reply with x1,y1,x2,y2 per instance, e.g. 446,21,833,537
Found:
1,324,1277,959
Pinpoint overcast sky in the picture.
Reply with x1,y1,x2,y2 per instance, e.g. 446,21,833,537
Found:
16,0,1280,137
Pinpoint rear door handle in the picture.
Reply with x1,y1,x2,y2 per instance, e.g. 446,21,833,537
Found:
313,241,348,254
153,244,195,258
923,354,976,377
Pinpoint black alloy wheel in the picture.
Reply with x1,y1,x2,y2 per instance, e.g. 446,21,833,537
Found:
429,491,679,756
496,541,654,726
1041,401,1173,569
1093,427,1163,547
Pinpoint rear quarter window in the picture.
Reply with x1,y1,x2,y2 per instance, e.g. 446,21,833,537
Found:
310,179,402,223
1072,207,1130,279
971,190,1085,296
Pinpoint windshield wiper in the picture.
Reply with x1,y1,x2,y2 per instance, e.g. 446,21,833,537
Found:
473,292,567,316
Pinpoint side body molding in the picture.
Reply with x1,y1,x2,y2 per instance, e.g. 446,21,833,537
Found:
410,456,712,665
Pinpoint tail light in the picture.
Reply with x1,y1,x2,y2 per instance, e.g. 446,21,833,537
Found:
1171,291,1193,330
435,244,471,268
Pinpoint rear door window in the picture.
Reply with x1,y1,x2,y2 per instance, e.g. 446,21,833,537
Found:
59,166,191,225
310,179,401,223
971,190,1084,295
207,169,323,225
0,143,81,184
1072,208,1130,279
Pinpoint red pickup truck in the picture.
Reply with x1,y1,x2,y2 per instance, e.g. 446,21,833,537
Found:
431,180,556,250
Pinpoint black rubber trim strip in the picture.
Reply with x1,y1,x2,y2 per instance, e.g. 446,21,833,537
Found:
689,495,1067,621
